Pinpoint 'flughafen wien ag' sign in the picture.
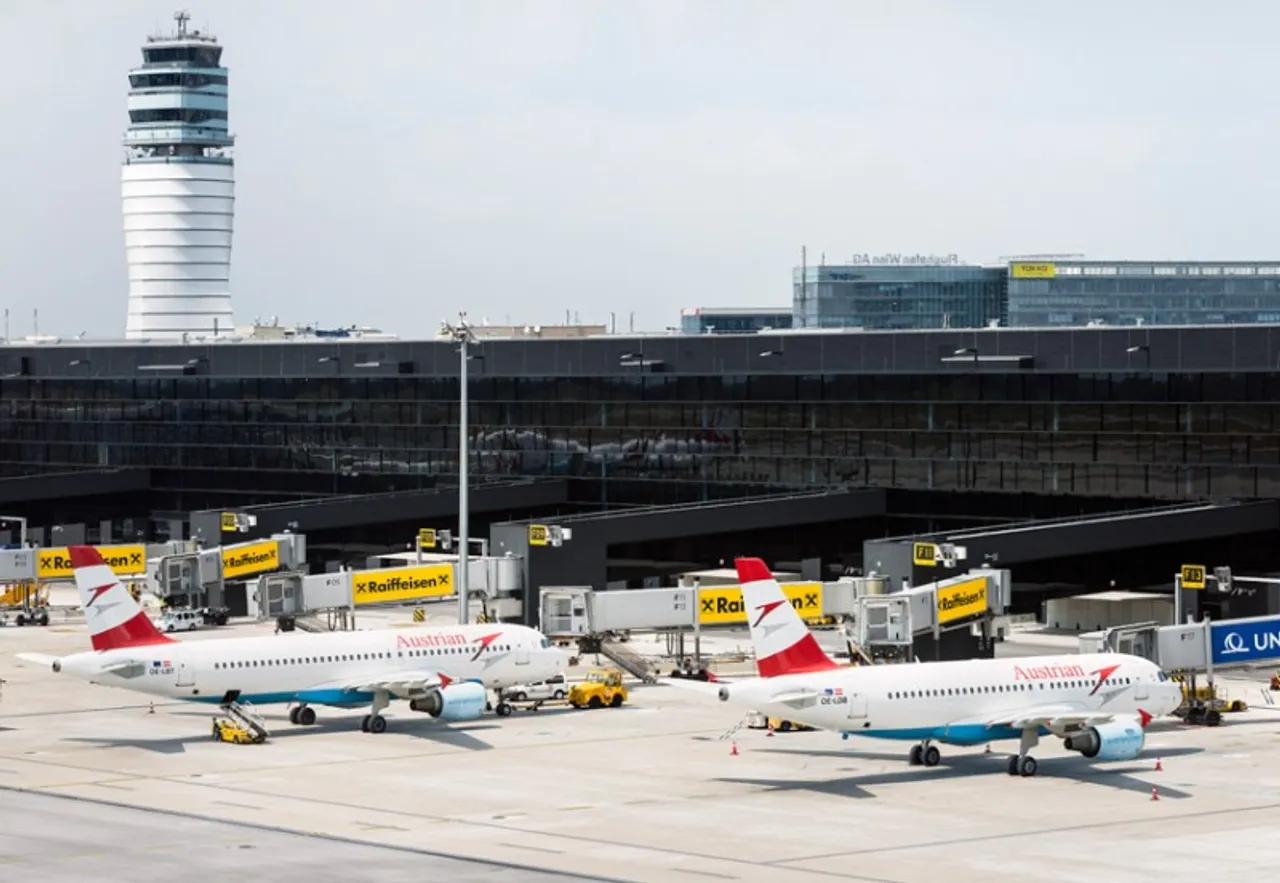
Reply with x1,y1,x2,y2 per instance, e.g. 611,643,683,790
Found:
846,252,964,266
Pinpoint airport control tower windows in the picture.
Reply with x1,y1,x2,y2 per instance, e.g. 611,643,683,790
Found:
129,108,228,125
130,72,228,89
142,45,222,67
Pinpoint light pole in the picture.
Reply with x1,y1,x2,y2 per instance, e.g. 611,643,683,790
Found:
1126,344,1150,370
441,313,479,625
954,347,978,369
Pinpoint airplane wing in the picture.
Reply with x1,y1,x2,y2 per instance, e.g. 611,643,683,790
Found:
308,668,449,699
952,703,1117,733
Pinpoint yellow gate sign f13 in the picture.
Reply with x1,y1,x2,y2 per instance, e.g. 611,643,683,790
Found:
1180,564,1206,590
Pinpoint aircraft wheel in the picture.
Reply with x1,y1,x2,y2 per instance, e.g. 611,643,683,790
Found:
908,744,923,766
1018,755,1038,778
361,715,371,732
369,714,388,734
298,706,316,726
1204,709,1222,727
923,745,941,767
1007,756,1019,776
289,707,301,725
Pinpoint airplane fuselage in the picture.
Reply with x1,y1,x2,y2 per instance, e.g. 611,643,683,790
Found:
718,653,1183,745
52,623,562,708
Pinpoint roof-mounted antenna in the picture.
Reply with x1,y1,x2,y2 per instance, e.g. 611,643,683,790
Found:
174,10,190,39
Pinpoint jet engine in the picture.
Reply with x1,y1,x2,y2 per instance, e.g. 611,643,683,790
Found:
408,681,487,721
1063,718,1145,761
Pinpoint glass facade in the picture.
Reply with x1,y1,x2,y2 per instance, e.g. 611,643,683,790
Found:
679,307,793,335
1008,261,1280,327
6,364,1280,507
794,264,1008,330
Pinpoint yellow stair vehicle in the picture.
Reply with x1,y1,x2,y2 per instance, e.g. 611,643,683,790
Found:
212,716,267,744
568,667,628,709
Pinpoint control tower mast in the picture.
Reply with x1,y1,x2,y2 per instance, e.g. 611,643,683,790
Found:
122,11,235,339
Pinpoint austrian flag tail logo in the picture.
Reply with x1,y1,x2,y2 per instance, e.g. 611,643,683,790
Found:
1089,664,1121,696
751,600,787,628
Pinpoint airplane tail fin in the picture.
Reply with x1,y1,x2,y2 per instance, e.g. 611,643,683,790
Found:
735,557,839,678
70,545,174,651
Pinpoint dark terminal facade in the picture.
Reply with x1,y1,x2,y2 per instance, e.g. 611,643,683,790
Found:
4,323,1280,616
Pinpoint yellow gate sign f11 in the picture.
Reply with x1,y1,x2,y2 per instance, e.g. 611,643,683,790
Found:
37,544,146,580
353,563,454,606
221,540,280,580
936,576,988,625
913,542,938,567
698,582,823,625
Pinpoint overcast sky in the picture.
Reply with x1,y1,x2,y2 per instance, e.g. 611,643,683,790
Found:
1,1,1277,340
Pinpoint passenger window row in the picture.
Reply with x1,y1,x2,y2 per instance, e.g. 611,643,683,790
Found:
888,676,1134,700
211,643,513,670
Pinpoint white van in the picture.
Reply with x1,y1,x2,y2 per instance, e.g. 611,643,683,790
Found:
158,609,202,633
500,674,568,702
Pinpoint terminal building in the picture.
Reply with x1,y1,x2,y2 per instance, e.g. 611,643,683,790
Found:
4,322,1280,641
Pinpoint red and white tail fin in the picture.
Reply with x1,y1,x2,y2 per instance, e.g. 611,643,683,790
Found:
735,557,839,678
70,545,174,651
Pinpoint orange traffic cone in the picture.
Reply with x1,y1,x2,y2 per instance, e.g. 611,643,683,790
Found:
148,702,155,715
766,725,774,738
1155,757,1163,772
730,741,739,756
1150,787,1159,801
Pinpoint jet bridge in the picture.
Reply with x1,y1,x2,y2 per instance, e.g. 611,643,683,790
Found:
538,567,1013,669
850,568,1013,662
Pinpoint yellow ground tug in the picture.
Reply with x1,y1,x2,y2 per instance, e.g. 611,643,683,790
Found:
568,667,628,709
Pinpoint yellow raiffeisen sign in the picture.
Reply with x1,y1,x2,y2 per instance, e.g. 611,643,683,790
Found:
1011,262,1057,279
221,540,281,580
37,544,146,580
936,576,988,625
698,582,823,625
353,563,454,606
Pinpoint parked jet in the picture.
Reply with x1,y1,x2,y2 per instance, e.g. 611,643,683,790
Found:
17,545,566,734
672,557,1183,777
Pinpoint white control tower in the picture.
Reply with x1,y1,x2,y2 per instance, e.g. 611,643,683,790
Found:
122,11,235,339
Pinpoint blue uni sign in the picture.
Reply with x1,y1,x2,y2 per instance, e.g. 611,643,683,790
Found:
1210,616,1280,665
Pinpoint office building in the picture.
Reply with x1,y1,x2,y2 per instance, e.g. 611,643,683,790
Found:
1007,259,1280,327
794,256,1008,330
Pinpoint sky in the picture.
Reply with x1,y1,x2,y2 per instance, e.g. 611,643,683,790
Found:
1,0,1278,340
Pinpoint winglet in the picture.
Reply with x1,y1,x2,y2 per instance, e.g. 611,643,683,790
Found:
735,557,839,678
70,545,174,651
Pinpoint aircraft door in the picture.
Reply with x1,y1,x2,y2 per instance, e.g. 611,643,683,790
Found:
846,692,868,719
1134,682,1149,701
176,661,195,687
515,645,531,666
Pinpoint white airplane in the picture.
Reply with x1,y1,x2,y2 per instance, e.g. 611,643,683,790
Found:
674,557,1183,777
17,545,567,734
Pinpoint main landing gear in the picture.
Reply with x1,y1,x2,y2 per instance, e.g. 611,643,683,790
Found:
1006,727,1039,777
908,741,941,767
361,690,390,734
288,704,317,726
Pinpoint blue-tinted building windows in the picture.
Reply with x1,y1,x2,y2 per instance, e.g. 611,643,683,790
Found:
794,265,1008,330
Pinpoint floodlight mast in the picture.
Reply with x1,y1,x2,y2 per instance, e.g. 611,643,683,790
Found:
440,313,479,624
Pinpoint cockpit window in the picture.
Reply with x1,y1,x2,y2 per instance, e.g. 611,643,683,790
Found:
541,638,550,649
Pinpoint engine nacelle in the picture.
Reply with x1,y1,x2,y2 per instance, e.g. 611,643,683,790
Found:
1063,719,1146,761
408,681,487,721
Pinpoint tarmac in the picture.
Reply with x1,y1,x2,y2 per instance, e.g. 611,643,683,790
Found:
4,614,1280,883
